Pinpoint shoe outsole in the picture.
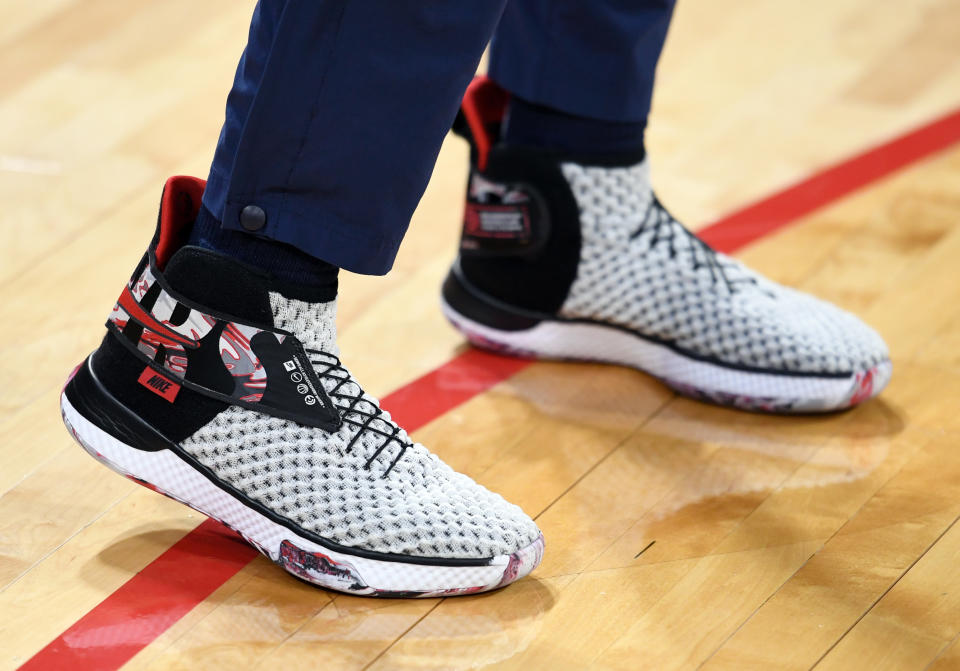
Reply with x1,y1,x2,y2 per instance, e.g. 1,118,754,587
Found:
60,385,544,598
441,276,891,414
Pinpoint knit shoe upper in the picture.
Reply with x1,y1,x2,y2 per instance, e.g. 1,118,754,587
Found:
181,293,541,559
558,160,889,376
73,174,542,577
446,77,890,411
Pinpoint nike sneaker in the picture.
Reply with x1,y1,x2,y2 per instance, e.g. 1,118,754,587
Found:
61,176,544,597
442,77,891,413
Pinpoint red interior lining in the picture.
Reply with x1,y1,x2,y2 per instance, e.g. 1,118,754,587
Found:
461,76,509,171
155,176,206,269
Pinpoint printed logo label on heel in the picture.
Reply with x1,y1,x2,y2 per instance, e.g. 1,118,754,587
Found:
138,366,181,402
460,172,548,256
464,203,531,241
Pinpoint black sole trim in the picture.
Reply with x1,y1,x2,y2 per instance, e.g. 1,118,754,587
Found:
65,356,497,568
442,264,542,331
444,264,856,380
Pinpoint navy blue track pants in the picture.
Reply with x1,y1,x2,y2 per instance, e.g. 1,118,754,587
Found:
203,0,677,274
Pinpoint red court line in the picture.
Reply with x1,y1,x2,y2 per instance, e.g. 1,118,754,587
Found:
697,106,960,253
19,520,257,671
383,348,531,430
21,103,960,671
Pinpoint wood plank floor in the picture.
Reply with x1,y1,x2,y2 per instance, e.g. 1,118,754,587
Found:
2,0,960,669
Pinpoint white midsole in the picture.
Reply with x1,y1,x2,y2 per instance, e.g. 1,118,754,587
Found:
60,391,516,594
442,299,891,412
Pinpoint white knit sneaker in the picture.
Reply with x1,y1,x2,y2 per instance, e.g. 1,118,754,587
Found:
61,176,544,597
443,77,891,413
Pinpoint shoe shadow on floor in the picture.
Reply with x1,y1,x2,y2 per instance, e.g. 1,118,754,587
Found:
84,521,252,592
486,356,905,442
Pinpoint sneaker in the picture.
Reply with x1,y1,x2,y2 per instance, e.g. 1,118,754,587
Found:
442,77,891,413
61,176,544,597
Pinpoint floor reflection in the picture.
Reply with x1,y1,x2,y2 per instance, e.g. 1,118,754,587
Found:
269,577,557,670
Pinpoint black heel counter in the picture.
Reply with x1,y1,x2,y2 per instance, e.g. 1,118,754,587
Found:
457,146,582,314
441,265,543,331
67,332,228,448
65,353,169,451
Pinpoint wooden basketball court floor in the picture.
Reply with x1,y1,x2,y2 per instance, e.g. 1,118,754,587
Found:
3,0,960,669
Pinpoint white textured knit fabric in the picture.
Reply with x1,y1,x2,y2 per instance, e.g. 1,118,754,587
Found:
180,295,539,559
558,160,889,375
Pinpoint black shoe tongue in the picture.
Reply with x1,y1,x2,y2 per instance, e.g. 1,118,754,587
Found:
162,246,275,325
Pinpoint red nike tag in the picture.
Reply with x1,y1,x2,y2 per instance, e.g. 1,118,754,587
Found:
137,366,181,402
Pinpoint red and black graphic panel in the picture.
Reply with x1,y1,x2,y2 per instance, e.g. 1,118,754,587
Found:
107,263,340,431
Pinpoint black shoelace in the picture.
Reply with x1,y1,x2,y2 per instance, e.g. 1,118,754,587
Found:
631,196,759,293
306,348,412,477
